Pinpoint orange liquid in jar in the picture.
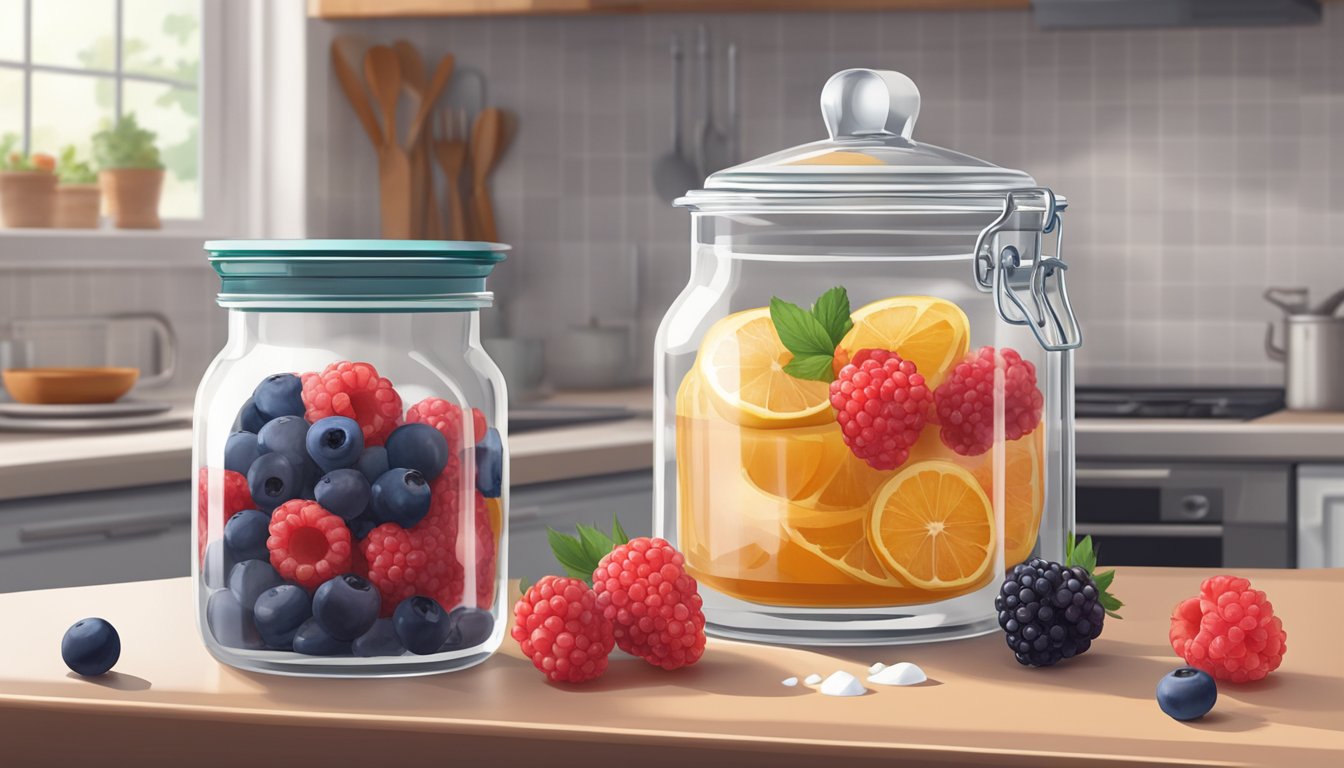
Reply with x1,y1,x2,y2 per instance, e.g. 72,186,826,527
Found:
674,300,1045,608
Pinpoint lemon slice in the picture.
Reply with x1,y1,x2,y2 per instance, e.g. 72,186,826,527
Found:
868,460,995,590
838,296,970,388
697,308,833,429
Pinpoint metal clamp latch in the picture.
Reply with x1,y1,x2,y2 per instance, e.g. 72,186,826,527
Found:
973,187,1082,352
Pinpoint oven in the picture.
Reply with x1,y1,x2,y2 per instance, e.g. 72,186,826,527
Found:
1075,463,1293,568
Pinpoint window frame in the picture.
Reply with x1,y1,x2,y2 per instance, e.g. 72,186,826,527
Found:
0,0,250,265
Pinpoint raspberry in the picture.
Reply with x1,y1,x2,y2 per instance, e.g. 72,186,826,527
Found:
591,537,706,670
933,346,1044,457
197,468,254,563
266,499,353,591
828,349,933,471
1169,575,1287,683
511,576,614,683
405,397,487,452
301,361,402,447
361,473,493,615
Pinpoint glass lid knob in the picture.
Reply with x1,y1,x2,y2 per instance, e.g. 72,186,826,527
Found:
820,69,921,141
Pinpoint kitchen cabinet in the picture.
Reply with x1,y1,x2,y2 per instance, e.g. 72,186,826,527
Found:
308,0,1030,19
1297,464,1344,567
509,470,652,582
0,482,190,593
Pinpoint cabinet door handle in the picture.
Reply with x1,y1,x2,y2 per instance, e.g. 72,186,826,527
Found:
1076,468,1172,481
1076,523,1222,538
19,510,185,543
510,506,545,526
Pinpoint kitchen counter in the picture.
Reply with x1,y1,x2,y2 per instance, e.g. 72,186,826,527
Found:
4,388,1344,502
0,567,1338,767
0,390,654,502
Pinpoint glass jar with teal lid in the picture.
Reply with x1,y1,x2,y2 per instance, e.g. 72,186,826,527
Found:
195,239,509,677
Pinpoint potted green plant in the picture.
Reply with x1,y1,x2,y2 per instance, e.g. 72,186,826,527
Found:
92,114,164,229
0,133,57,228
53,145,101,229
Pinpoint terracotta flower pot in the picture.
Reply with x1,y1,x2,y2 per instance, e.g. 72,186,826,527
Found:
53,184,102,229
0,171,57,228
99,168,163,229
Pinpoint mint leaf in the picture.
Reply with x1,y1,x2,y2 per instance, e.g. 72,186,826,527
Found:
518,577,531,594
576,524,615,566
1092,569,1115,592
612,515,630,545
812,286,854,348
1069,535,1097,574
547,527,597,584
770,297,836,359
783,354,837,382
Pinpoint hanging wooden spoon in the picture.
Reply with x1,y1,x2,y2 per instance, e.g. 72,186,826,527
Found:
364,45,411,239
432,108,469,241
468,107,504,243
393,40,435,238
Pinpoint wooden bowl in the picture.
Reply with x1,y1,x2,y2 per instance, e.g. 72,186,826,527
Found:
2,367,140,405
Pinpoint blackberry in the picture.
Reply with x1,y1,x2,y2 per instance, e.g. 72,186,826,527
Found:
995,557,1105,667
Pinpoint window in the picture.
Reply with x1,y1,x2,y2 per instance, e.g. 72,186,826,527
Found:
0,0,202,220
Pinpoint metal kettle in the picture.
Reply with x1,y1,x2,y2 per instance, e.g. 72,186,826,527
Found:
1265,287,1344,411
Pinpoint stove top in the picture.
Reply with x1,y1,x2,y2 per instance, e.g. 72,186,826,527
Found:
1075,388,1285,420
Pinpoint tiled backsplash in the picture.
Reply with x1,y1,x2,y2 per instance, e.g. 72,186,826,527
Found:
309,7,1344,387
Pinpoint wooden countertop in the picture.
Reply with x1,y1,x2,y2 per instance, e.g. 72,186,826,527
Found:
1,568,1339,767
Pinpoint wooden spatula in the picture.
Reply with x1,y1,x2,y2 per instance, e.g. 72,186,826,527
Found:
330,39,382,148
432,108,468,241
364,45,411,239
393,41,434,239
468,107,505,243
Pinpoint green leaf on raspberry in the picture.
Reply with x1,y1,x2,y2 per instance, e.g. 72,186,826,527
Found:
546,527,598,584
811,286,854,348
770,297,835,359
612,514,630,545
782,354,837,382
576,524,615,565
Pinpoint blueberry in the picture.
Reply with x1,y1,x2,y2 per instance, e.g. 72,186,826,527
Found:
228,560,284,612
223,509,270,563
247,452,299,512
207,589,264,650
1157,667,1218,721
224,431,261,475
393,595,452,655
257,415,309,470
352,618,405,657
312,574,381,641
475,428,502,498
235,397,267,433
347,513,378,541
441,606,495,651
203,539,234,590
385,423,449,480
306,416,364,472
292,618,352,656
61,618,120,677
355,446,390,484
371,468,431,528
253,584,312,650
253,373,305,421
314,469,372,521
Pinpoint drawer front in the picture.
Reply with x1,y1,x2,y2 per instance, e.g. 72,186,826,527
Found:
509,471,653,583
0,483,190,593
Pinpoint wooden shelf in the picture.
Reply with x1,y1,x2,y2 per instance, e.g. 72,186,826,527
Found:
309,0,1030,19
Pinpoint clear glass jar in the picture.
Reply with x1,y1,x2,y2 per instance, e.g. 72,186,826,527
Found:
654,70,1082,645
194,240,509,676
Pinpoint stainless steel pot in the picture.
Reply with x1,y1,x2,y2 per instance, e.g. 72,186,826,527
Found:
1265,287,1344,411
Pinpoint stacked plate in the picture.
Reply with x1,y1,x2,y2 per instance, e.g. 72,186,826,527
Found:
0,400,186,432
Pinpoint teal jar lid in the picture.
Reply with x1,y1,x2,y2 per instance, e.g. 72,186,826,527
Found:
205,239,509,311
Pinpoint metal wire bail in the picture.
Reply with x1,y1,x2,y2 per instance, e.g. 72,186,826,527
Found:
972,188,1082,352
